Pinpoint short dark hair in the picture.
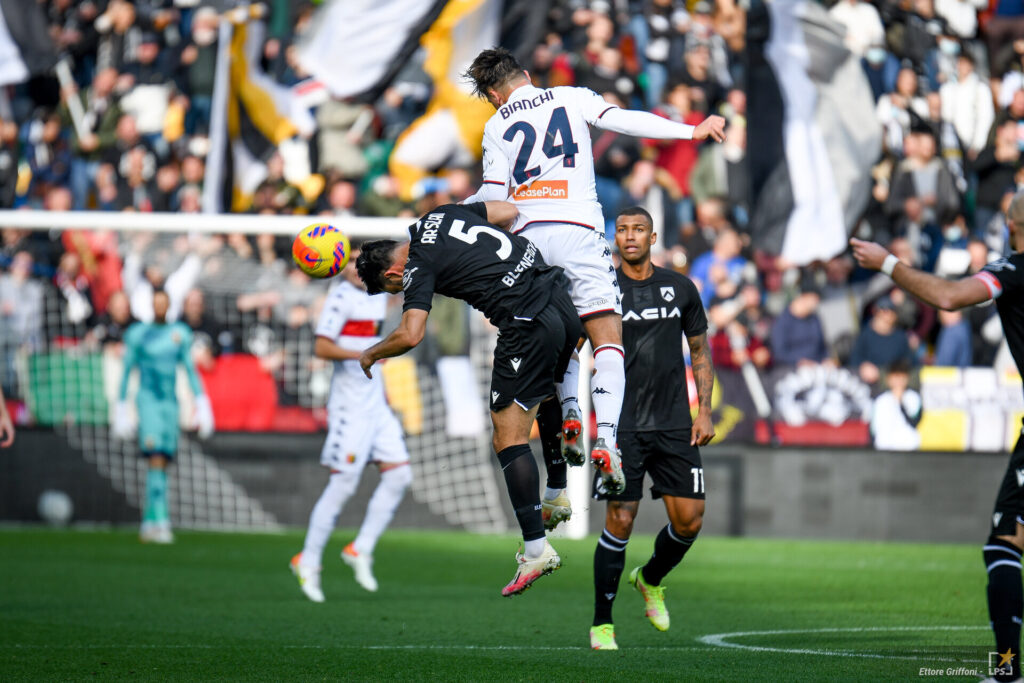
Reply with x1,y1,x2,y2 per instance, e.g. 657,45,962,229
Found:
616,206,654,226
463,47,525,98
356,239,398,294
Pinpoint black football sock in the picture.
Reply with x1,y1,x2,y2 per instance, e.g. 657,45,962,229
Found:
536,400,567,490
642,524,696,586
497,444,545,542
594,528,628,626
985,536,1023,681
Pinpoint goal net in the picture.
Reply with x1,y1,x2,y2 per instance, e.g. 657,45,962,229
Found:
1,210,509,534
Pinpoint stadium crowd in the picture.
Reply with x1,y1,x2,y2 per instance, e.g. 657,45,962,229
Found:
2,0,1024,440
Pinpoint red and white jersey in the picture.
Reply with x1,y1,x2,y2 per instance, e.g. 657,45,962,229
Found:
315,279,388,411
480,84,616,234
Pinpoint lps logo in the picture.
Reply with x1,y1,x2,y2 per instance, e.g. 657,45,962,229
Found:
989,649,1015,677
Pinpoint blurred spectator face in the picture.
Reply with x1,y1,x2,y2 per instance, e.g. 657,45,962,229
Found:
956,54,973,81
11,251,32,280
887,366,909,393
108,291,130,323
137,38,160,65
45,187,73,211
825,256,854,283
914,0,935,17
666,83,692,113
791,291,821,318
912,131,936,161
697,197,728,229
184,289,204,322
181,156,204,185
597,47,622,73
587,14,614,47
178,185,201,213
873,305,899,333
329,181,356,211
156,164,180,193
116,115,138,144
926,92,941,119
896,68,917,97
93,68,118,98
58,252,81,278
685,44,711,75
192,8,218,45
715,228,742,258
726,89,746,117
42,116,61,143
1011,90,1024,119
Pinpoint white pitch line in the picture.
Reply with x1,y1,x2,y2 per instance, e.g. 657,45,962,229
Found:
2,644,719,653
698,625,991,662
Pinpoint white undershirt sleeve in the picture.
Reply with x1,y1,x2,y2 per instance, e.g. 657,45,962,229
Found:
594,107,696,140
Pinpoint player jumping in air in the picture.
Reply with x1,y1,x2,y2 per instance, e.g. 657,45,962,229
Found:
590,207,715,650
356,201,581,596
290,253,412,602
852,191,1024,683
462,47,725,508
114,289,214,544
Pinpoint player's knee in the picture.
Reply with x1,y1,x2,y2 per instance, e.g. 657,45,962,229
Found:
381,463,413,492
606,504,637,538
672,514,703,538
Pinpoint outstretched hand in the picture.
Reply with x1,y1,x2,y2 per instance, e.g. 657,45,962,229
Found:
693,115,726,143
849,237,890,272
359,351,376,379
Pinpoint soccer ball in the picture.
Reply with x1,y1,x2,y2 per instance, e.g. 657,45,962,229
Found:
292,223,351,278
38,489,73,526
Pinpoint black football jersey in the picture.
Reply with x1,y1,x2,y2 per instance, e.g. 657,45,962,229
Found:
617,266,707,432
978,253,1024,389
402,203,563,323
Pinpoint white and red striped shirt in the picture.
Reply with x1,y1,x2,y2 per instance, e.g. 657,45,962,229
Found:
316,279,388,412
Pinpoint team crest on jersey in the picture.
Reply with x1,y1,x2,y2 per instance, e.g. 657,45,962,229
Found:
171,331,182,344
346,453,357,464
660,286,675,302
403,267,418,288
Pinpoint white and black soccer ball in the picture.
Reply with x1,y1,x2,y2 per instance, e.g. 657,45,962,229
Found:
37,489,73,526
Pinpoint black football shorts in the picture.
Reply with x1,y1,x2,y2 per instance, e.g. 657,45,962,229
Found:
595,429,705,502
490,286,580,413
991,422,1024,535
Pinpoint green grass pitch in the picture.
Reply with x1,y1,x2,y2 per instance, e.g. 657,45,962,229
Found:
0,529,996,681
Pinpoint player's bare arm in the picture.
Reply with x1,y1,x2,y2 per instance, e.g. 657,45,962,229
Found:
314,336,363,362
482,201,518,230
359,309,428,378
850,238,991,310
688,332,716,446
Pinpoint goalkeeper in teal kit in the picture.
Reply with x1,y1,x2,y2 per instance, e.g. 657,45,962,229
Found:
113,290,213,543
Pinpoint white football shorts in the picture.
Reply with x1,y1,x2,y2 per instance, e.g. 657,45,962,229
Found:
520,222,622,319
320,406,409,473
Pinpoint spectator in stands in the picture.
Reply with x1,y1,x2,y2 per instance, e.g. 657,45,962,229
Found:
0,118,18,208
630,0,690,109
647,82,703,235
934,308,973,365
577,47,638,106
848,295,918,385
152,161,181,213
708,282,772,371
54,251,94,333
0,251,44,393
179,7,218,136
90,289,135,348
183,288,233,358
674,39,725,113
886,126,961,236
861,41,900,102
770,280,832,367
63,67,123,210
316,100,372,180
973,119,1019,236
939,51,995,159
689,119,749,227
923,91,967,194
690,227,749,307
120,31,172,158
996,41,1024,108
935,0,982,40
901,0,948,67
682,196,730,259
830,0,886,57
984,0,1024,72
876,66,928,158
870,360,922,451
26,111,73,204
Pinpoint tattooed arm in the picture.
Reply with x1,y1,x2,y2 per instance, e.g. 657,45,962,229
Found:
687,332,716,446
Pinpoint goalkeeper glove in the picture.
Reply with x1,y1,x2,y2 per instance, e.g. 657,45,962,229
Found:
194,394,215,439
112,400,134,440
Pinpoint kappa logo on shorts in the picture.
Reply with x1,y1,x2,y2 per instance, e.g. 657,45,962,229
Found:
511,357,522,372
660,286,675,302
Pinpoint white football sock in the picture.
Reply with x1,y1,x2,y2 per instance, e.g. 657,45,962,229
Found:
556,353,581,418
543,486,564,501
353,464,412,556
592,344,625,446
301,471,358,569
524,537,547,559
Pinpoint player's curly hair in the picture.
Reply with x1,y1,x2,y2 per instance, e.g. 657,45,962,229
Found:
356,239,398,295
463,47,525,98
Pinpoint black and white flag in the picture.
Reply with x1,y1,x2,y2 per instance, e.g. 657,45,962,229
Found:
746,0,881,266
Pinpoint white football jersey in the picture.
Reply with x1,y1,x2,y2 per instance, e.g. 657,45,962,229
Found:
315,279,389,412
480,84,615,234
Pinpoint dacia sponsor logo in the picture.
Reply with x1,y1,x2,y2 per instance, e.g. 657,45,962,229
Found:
499,89,554,119
622,307,681,322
